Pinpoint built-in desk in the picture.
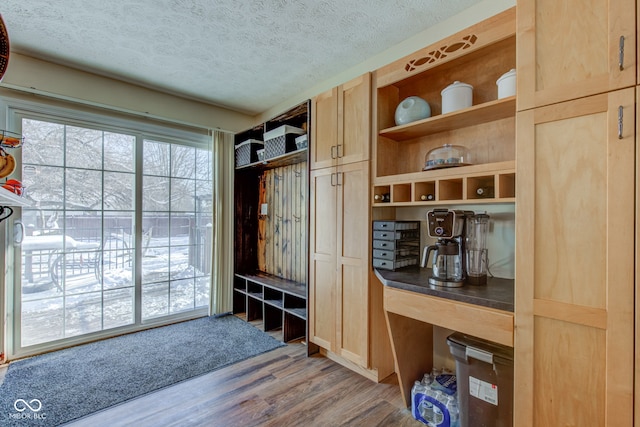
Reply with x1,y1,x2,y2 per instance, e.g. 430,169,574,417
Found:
376,267,514,407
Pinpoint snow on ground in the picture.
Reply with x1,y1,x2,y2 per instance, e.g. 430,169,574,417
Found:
19,235,210,347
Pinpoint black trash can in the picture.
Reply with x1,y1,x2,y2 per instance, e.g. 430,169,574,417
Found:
447,332,514,427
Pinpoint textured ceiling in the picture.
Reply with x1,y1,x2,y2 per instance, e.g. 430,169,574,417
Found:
1,0,482,115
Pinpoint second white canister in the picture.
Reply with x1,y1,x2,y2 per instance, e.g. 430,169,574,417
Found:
496,68,516,99
441,81,473,114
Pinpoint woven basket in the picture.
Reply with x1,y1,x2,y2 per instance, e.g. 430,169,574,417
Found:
263,125,305,159
235,140,263,167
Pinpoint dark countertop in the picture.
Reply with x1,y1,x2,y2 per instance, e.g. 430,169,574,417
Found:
375,267,514,312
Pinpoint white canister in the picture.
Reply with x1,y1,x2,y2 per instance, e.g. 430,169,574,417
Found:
496,69,516,99
441,81,473,114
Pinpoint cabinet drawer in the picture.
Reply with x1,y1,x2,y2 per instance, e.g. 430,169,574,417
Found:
373,248,420,260
373,239,420,250
373,221,420,231
373,230,420,240
373,257,418,270
373,239,398,250
373,249,395,260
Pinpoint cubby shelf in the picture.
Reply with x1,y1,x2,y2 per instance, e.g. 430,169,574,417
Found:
372,161,515,206
233,272,307,343
379,97,515,141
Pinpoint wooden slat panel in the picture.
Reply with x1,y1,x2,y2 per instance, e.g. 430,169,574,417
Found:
258,163,307,282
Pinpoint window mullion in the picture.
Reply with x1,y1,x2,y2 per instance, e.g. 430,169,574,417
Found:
134,134,144,325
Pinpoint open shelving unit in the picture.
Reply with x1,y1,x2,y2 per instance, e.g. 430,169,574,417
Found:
233,272,306,343
373,18,517,207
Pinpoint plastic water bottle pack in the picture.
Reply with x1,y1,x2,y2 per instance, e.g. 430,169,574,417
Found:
411,368,460,427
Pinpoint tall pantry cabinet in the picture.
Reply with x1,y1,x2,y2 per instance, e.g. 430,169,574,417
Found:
515,0,636,425
309,73,394,380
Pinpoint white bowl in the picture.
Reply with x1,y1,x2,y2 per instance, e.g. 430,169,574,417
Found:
394,96,431,125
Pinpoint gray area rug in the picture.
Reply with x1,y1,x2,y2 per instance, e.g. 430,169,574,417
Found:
0,315,284,426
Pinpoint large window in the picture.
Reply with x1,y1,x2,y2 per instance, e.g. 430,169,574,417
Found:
10,109,212,354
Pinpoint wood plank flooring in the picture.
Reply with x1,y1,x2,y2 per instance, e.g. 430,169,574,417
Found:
66,340,422,427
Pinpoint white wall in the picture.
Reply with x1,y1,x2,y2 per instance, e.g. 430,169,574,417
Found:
0,53,255,133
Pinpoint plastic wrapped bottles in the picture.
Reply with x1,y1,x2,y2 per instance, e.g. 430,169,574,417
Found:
410,368,459,427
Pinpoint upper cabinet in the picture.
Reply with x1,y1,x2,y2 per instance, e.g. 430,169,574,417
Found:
517,0,636,111
372,8,516,206
311,73,371,170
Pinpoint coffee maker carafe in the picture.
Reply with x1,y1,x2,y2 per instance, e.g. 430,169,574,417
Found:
421,209,466,287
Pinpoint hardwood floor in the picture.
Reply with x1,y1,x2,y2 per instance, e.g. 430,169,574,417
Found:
66,340,422,427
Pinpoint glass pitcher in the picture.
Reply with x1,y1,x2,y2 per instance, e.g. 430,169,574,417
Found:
465,212,490,285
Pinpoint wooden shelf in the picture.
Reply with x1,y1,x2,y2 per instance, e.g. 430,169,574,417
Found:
235,148,307,170
379,97,516,141
373,161,515,206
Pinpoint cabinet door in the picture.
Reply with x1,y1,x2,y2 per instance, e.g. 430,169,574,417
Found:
337,73,371,166
309,167,338,350
517,0,636,110
335,160,370,366
311,87,338,170
515,88,635,426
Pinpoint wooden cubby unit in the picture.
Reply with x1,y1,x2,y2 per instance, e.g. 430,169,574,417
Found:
372,8,516,208
233,272,307,343
372,161,515,206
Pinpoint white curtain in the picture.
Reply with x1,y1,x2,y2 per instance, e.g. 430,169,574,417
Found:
210,129,235,315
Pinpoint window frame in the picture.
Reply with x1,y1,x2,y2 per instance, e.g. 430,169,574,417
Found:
0,95,213,360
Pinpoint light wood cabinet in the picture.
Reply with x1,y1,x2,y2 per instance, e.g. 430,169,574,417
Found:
636,85,640,423
517,1,638,424
309,161,381,371
308,166,337,350
515,89,635,426
517,0,636,111
309,74,393,379
310,73,371,170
